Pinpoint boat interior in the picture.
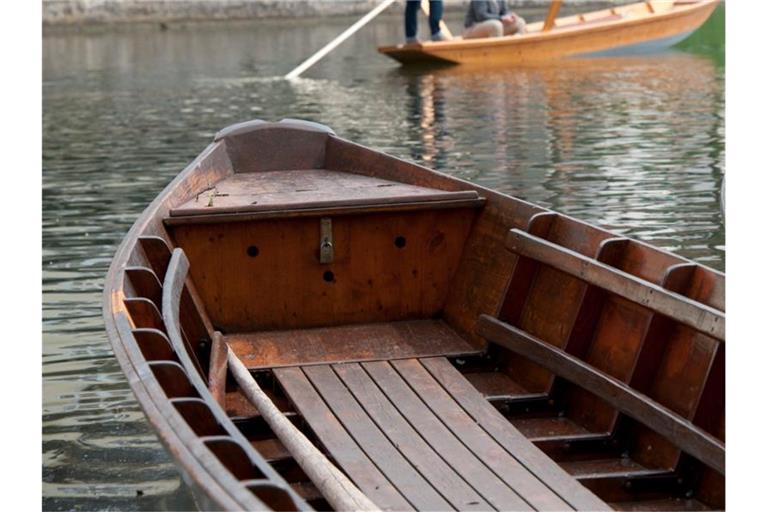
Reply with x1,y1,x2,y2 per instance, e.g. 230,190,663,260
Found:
115,120,724,511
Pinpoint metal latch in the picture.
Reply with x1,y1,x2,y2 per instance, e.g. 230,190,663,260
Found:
319,217,334,264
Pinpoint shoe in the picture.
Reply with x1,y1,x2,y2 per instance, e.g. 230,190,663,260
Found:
431,31,451,42
405,36,420,45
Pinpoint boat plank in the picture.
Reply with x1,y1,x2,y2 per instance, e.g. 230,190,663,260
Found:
361,361,535,511
169,169,480,217
416,357,611,511
332,363,493,511
227,320,480,370
300,365,453,511
273,366,414,511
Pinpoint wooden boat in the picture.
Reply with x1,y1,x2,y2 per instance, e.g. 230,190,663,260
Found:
104,119,724,511
378,0,719,66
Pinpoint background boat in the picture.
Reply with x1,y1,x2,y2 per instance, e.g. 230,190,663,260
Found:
379,0,720,65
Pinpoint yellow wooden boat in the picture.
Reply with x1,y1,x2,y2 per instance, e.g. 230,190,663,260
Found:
378,0,719,66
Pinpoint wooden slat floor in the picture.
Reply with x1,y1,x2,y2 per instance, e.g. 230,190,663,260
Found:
274,357,611,511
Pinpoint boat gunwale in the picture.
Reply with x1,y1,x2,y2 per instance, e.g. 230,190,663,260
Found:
102,140,311,511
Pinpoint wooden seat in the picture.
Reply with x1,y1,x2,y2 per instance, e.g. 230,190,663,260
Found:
226,320,480,370
275,357,610,511
165,169,484,224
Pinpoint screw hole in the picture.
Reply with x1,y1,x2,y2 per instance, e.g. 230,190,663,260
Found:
323,271,335,283
246,246,259,257
394,236,407,248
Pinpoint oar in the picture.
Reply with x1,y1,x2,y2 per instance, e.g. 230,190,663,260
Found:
227,347,380,511
285,0,397,80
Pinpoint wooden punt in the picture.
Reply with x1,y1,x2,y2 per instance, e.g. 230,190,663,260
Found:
104,119,724,511
378,0,719,66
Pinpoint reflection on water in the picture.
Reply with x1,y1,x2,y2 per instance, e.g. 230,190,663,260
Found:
43,7,724,511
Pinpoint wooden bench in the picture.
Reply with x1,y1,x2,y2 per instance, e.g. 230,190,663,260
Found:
476,228,725,476
275,357,610,511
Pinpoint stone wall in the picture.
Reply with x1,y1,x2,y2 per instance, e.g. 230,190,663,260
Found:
43,0,602,25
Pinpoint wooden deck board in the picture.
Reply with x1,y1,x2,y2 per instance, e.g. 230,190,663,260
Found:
332,363,493,511
301,365,453,511
273,366,413,511
169,169,480,218
227,320,480,370
276,357,609,511
361,361,534,511
419,357,612,511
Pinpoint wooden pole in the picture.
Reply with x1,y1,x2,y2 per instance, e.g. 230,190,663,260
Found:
285,0,397,79
227,348,380,511
542,0,563,31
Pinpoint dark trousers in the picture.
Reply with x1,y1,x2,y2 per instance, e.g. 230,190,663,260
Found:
405,0,443,38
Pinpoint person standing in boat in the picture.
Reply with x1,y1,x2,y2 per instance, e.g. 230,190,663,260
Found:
405,0,449,44
463,0,527,39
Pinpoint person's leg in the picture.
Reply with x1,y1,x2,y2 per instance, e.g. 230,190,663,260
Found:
463,19,503,39
428,0,443,35
502,14,527,35
405,0,420,42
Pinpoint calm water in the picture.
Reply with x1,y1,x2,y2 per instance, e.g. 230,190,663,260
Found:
43,6,725,510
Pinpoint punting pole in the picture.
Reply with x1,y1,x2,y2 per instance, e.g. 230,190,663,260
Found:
285,0,397,80
542,0,563,31
227,348,380,511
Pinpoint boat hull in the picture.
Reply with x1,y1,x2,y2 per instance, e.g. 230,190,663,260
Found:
378,0,718,66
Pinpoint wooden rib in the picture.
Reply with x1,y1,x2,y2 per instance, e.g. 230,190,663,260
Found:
360,361,535,511
132,328,176,361
209,331,228,408
125,266,163,309
148,361,198,398
505,229,725,340
161,249,207,379
124,297,165,332
496,212,557,325
273,366,413,511
172,397,227,437
332,363,495,512
138,235,173,281
301,365,452,511
561,237,629,360
476,315,725,475
404,358,610,511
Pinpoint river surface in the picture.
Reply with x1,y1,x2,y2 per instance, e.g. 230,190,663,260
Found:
43,6,725,510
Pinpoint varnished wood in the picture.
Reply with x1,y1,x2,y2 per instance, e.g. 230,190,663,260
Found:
208,332,228,408
477,315,725,474
227,349,379,511
171,209,477,332
169,169,480,218
274,366,416,511
379,0,719,66
104,120,725,510
416,358,611,511
543,0,563,31
162,249,206,379
505,229,725,340
226,320,479,370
